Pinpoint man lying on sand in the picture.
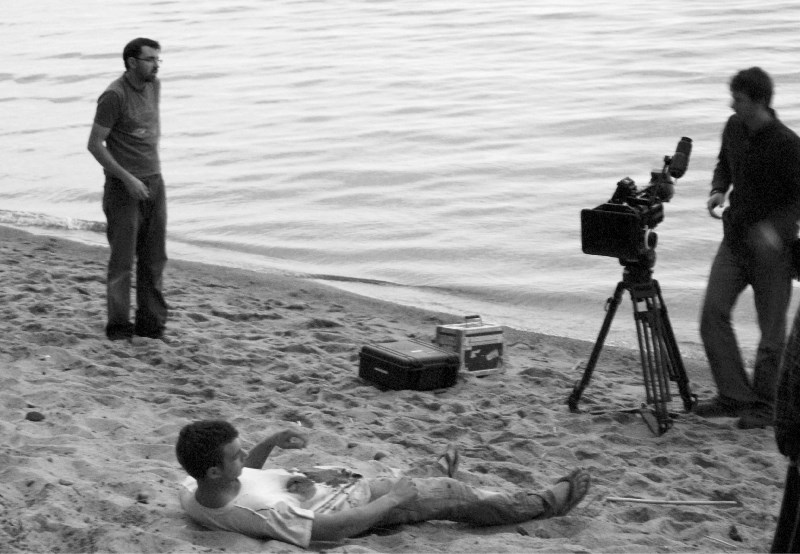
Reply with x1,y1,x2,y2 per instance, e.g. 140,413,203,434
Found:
175,420,591,548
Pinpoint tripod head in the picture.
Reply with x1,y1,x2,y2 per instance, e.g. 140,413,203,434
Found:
619,251,657,285
621,262,654,286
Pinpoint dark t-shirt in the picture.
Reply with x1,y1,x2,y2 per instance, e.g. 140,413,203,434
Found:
94,73,161,177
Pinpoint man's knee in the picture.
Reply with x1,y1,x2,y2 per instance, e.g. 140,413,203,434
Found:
700,303,723,338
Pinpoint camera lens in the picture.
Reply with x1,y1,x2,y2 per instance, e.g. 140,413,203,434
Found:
644,229,658,251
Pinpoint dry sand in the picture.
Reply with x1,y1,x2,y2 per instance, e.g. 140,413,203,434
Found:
0,224,789,553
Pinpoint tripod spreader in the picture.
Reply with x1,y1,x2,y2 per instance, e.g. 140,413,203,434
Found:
567,263,696,435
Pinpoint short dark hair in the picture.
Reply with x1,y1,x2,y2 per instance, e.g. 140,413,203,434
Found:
176,420,239,480
730,67,773,107
122,37,161,69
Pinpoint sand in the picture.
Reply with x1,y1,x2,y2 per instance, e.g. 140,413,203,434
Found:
0,224,789,553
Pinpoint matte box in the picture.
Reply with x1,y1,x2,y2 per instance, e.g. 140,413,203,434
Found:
359,338,459,391
435,315,504,377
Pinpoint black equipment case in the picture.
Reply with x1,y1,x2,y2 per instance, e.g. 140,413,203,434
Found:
359,338,459,391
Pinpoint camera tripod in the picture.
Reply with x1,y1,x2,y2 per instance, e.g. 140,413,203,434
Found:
566,260,696,435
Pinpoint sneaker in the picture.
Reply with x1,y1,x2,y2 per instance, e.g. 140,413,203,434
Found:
737,408,774,429
692,396,750,418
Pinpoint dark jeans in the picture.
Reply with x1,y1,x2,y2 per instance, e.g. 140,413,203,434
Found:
102,174,168,338
700,238,792,407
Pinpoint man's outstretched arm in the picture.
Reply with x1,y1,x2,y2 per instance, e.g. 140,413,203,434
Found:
243,429,306,469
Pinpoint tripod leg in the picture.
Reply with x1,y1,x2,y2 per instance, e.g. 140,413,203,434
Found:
652,280,696,411
567,281,626,412
631,285,673,434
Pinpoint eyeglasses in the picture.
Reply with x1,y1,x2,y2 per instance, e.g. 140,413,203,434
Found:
135,57,162,64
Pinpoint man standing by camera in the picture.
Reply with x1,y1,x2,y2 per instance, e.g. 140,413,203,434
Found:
697,67,800,429
87,38,168,341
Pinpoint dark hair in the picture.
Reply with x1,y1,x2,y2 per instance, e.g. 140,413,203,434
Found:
176,420,239,480
730,67,773,106
122,37,161,69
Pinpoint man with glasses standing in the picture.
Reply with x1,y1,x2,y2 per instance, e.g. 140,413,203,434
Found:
88,38,168,341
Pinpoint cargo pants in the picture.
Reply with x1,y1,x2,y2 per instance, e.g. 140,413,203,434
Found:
366,477,551,527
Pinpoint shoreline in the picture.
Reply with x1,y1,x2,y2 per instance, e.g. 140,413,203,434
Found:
1,217,720,359
0,224,787,553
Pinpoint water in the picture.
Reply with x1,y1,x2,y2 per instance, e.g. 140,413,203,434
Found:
4,0,800,358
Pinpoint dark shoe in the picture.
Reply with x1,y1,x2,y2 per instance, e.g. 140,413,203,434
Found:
737,408,774,430
134,329,164,339
135,311,166,339
693,397,750,418
106,322,134,341
134,323,165,339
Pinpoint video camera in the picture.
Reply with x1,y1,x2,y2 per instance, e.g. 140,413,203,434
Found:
580,137,692,266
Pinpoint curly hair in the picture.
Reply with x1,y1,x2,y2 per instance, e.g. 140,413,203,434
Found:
175,420,239,480
730,67,773,107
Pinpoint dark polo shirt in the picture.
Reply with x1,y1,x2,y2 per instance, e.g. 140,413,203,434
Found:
94,73,161,178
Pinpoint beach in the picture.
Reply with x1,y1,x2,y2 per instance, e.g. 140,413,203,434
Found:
0,224,789,553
